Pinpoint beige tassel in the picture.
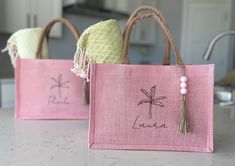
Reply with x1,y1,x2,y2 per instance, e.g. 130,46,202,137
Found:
71,48,91,105
71,47,88,78
83,80,89,105
178,95,189,134
2,44,19,67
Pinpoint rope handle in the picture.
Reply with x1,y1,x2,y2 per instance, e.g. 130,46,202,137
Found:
36,18,80,59
123,6,170,65
123,9,185,68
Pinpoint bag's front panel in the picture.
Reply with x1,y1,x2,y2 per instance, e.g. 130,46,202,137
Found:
16,59,88,119
90,64,214,152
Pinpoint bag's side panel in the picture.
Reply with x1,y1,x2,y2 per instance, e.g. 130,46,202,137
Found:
15,58,21,119
90,64,214,152
89,64,96,147
207,65,214,152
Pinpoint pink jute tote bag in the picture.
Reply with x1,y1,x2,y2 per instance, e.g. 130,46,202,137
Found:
15,18,88,119
88,6,214,152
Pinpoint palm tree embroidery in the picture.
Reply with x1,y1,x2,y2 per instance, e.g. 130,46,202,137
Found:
50,73,70,97
138,85,167,120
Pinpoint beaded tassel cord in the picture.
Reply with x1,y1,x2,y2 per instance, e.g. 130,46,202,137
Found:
178,76,189,134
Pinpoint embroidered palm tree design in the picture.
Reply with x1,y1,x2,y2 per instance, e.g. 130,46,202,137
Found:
138,85,166,120
50,73,70,97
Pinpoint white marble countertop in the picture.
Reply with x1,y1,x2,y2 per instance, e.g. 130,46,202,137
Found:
0,106,235,166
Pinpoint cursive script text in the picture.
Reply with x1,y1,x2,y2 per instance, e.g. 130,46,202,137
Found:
132,115,168,130
48,96,69,105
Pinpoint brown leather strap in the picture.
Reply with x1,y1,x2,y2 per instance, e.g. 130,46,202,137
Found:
123,6,170,65
123,12,185,68
36,18,80,59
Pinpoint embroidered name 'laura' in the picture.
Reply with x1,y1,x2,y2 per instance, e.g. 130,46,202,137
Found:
132,115,168,130
48,96,69,105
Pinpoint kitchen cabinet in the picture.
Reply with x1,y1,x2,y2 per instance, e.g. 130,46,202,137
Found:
129,0,158,45
104,0,131,14
0,0,62,37
63,0,85,6
0,78,15,108
112,0,159,45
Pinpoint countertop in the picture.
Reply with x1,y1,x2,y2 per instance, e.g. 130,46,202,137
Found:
0,106,235,166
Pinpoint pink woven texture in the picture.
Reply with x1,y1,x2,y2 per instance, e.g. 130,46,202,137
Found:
89,63,214,152
15,59,88,119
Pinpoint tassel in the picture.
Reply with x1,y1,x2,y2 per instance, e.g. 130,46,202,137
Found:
71,47,89,79
71,47,91,105
83,60,91,105
1,44,19,67
178,76,189,134
1,46,8,53
178,95,189,134
83,80,89,105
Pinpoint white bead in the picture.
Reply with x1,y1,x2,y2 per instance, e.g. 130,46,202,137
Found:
180,76,188,82
180,82,187,88
180,88,187,95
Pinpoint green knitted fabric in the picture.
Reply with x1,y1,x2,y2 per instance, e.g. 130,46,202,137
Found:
71,19,124,79
2,28,48,67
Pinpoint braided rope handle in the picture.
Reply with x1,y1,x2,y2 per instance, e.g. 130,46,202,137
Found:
123,6,171,64
36,18,80,59
123,8,185,68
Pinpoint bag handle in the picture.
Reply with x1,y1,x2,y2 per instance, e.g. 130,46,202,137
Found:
124,6,170,65
36,18,80,59
123,11,185,68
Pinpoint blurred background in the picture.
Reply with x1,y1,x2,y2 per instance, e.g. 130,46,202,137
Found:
0,0,235,109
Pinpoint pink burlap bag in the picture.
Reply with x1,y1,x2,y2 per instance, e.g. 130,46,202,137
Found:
15,18,88,119
88,6,214,152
